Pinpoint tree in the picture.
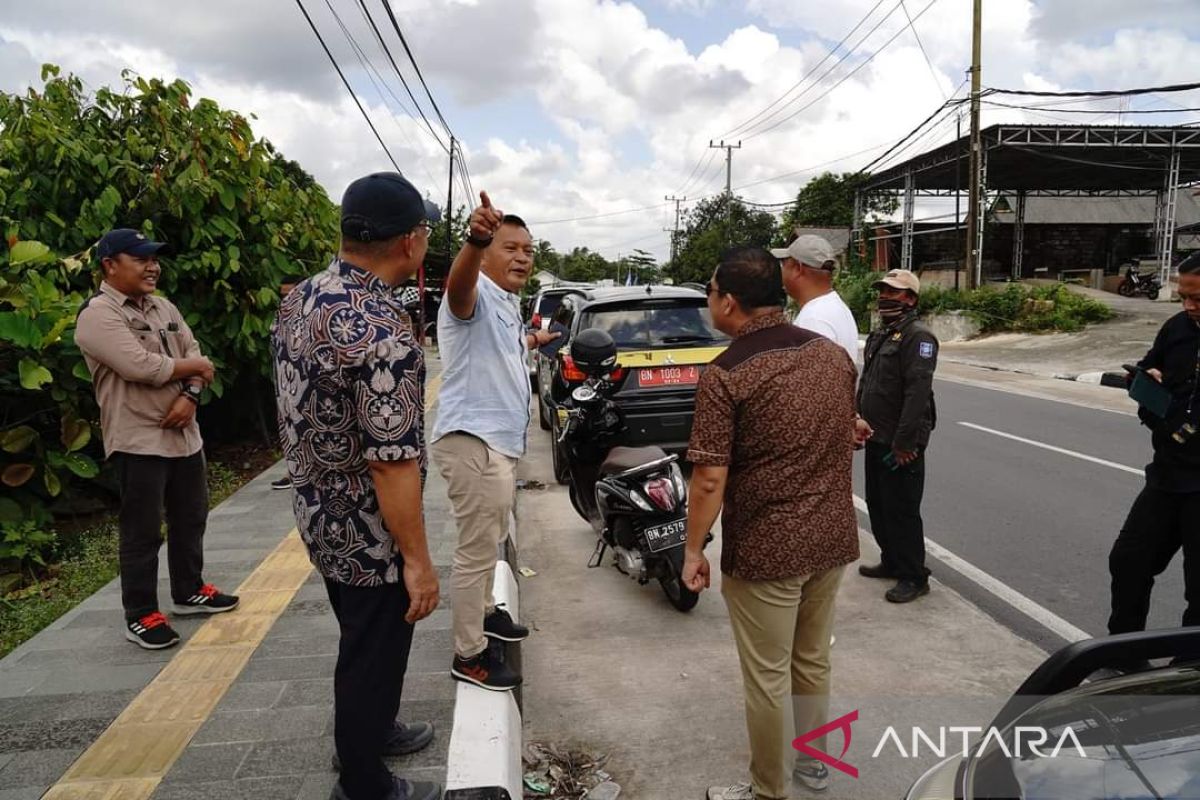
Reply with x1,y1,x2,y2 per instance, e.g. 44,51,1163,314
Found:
560,247,614,283
0,65,340,526
778,171,898,235
665,195,778,285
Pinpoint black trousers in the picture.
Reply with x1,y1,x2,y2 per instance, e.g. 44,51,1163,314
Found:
863,442,929,584
1108,485,1200,635
116,451,208,621
324,578,415,800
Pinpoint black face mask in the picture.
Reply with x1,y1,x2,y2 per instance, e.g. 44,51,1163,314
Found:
878,298,910,321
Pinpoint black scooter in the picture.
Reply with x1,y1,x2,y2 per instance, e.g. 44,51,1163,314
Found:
1117,262,1162,300
556,329,707,612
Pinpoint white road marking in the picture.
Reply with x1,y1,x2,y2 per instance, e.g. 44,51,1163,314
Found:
853,495,1091,644
958,421,1144,477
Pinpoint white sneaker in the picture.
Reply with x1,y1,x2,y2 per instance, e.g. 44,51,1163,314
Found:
794,760,830,792
707,781,755,800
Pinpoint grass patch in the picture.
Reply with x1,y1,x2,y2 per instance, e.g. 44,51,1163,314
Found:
0,452,272,658
836,270,1115,335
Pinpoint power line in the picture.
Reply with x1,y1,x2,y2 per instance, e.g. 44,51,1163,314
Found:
321,0,439,186
983,80,1200,99
899,0,946,101
293,0,401,172
378,0,453,136
721,0,891,139
860,79,966,174
738,0,911,140
675,148,718,197
745,0,944,141
354,0,449,153
982,99,1200,115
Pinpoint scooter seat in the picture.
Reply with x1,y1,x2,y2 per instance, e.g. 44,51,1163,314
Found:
600,446,670,475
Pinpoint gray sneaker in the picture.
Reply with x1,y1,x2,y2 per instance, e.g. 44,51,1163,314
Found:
794,760,830,792
706,781,755,800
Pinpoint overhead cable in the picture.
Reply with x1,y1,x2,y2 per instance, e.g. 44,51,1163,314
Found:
293,0,401,172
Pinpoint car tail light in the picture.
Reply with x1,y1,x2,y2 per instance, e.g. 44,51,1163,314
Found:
561,354,587,382
609,366,626,382
531,313,542,328
643,477,677,512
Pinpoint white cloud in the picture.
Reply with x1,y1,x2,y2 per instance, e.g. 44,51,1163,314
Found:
3,1,1199,261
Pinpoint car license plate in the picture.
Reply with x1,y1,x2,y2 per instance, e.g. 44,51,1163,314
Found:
643,517,687,553
637,365,700,388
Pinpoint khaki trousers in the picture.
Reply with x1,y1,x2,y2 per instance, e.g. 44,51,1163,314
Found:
432,433,517,659
722,566,844,800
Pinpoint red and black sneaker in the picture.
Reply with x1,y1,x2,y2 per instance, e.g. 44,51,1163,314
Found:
125,612,181,650
451,649,522,692
173,583,239,615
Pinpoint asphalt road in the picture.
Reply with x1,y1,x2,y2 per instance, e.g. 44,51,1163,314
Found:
864,374,1186,652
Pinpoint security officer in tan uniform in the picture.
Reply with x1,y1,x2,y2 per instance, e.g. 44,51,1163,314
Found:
855,269,938,603
76,229,239,650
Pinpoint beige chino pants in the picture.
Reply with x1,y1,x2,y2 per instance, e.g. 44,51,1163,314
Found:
432,433,517,659
721,566,844,800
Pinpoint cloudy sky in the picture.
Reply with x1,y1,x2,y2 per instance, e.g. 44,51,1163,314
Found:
2,0,1199,261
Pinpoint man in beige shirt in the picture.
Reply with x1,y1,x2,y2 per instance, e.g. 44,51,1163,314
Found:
75,228,239,649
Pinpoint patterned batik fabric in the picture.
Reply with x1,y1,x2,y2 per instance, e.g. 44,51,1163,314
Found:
271,259,426,586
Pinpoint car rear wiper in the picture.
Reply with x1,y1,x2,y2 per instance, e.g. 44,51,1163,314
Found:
659,335,717,344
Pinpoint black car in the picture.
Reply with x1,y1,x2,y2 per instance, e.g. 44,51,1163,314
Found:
905,628,1200,800
534,286,730,482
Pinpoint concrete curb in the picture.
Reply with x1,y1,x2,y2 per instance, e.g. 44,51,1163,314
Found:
444,507,524,800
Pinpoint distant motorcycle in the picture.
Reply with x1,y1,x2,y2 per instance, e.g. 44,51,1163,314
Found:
1117,262,1161,300
556,328,709,612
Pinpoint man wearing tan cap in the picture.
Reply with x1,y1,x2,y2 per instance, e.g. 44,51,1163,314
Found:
772,234,859,364
855,269,938,604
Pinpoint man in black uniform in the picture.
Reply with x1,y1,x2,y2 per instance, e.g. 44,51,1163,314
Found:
1109,253,1200,642
856,269,938,604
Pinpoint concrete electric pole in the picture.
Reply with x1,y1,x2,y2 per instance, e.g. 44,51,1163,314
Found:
709,140,742,243
664,194,686,266
964,0,983,290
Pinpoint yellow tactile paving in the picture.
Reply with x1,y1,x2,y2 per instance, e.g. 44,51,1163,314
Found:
43,777,159,800
44,368,442,797
46,529,312,797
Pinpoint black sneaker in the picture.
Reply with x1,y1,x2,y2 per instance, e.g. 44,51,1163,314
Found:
451,650,522,692
270,477,293,490
484,604,529,642
331,721,435,770
330,777,442,800
858,562,897,579
885,580,930,604
173,584,239,615
126,612,181,650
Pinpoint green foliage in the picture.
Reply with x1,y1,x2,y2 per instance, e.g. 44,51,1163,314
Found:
0,65,340,523
666,195,778,285
778,172,898,233
0,520,57,567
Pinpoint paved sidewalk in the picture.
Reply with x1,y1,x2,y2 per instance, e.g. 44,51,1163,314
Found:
0,363,458,799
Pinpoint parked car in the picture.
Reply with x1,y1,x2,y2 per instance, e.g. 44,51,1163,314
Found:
525,284,591,382
535,285,729,482
905,627,1200,800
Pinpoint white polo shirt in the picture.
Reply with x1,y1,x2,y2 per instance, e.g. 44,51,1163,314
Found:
431,273,531,458
794,290,860,366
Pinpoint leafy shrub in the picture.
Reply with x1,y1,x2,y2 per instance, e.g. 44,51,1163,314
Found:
1,66,340,524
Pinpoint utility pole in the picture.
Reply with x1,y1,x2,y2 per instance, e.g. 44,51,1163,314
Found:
664,194,686,266
964,0,983,290
426,135,454,345
710,140,742,243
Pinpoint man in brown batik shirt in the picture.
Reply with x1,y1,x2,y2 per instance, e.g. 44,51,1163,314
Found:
682,246,858,800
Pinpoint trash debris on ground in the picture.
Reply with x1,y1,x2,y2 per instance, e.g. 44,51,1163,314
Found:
516,479,547,491
523,742,618,799
519,567,538,578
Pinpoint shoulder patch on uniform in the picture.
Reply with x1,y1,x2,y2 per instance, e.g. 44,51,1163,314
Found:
919,341,935,359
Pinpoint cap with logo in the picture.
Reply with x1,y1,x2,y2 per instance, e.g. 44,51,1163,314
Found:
873,269,921,295
96,229,169,261
340,172,442,242
769,235,837,270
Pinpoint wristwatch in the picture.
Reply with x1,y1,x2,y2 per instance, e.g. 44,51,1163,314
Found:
466,233,493,248
180,383,203,404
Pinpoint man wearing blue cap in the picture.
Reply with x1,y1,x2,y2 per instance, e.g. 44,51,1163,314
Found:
272,172,442,800
76,229,239,651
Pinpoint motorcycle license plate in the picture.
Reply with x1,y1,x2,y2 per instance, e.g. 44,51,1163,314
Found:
643,517,688,553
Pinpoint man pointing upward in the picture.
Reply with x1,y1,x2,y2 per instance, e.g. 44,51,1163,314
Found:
432,192,559,691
